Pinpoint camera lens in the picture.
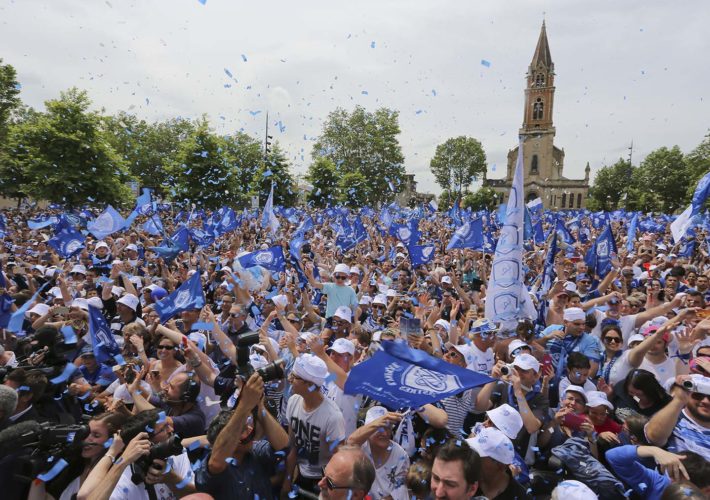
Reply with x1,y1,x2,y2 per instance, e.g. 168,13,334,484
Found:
257,359,285,383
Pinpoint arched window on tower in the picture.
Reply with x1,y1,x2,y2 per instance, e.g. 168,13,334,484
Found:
577,193,582,208
530,154,538,175
533,98,544,120
535,73,545,87
569,193,574,208
561,193,567,208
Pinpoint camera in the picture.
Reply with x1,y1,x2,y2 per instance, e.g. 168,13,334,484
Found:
235,331,285,383
500,364,515,376
682,378,710,395
131,435,184,484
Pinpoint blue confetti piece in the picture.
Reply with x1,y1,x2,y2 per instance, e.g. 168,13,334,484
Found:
60,325,78,344
361,90,368,95
113,354,126,366
192,322,214,331
197,0,206,4
224,68,233,78
156,411,167,424
14,83,22,90
249,110,261,116
175,470,193,489
241,54,248,62
370,41,376,48
263,170,273,178
432,89,437,96
36,459,69,482
50,364,77,385
481,59,491,68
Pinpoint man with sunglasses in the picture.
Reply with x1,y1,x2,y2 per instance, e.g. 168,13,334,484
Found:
305,262,357,325
646,374,710,461
317,445,376,500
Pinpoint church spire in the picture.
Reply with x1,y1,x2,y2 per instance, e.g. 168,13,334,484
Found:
530,21,553,70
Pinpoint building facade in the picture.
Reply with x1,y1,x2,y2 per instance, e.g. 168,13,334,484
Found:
484,21,590,209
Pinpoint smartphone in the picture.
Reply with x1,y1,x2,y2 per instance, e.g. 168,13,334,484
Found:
542,354,553,372
400,317,422,337
562,412,586,431
54,307,70,315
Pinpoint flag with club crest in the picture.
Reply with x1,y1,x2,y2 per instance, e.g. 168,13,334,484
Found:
154,271,206,323
88,206,126,240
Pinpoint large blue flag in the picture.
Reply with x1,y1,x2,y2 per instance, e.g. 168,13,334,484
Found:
214,207,238,236
169,226,190,251
154,271,206,322
408,244,436,268
390,219,420,247
446,218,484,250
88,305,121,363
238,246,286,273
533,220,545,245
28,215,59,230
344,340,494,410
555,217,575,244
592,224,618,278
142,215,164,236
691,172,710,217
124,188,153,229
626,213,639,253
189,228,215,248
88,205,126,239
48,224,85,259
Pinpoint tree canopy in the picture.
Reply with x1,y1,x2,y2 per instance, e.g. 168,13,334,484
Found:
430,136,487,196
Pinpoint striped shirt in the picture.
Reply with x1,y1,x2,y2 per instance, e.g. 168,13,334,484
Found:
440,389,473,438
666,409,710,461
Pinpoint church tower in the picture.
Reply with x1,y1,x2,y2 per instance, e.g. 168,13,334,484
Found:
487,21,589,209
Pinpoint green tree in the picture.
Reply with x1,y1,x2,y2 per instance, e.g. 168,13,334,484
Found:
222,131,263,205
338,171,371,207
0,108,39,205
463,186,498,211
634,146,688,213
588,159,636,211
168,119,241,209
250,143,296,206
306,157,339,207
0,58,21,141
430,136,487,197
103,112,194,197
18,88,132,207
312,106,405,206
437,189,455,211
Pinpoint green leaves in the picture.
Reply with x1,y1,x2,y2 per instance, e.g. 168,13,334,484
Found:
430,136,487,196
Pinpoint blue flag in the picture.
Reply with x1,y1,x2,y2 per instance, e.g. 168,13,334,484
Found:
446,218,484,250
523,206,533,241
261,182,280,235
541,230,558,295
154,271,206,323
593,224,618,278
28,215,59,230
188,228,215,248
7,283,50,335
678,237,696,258
390,219,420,246
408,244,436,268
343,340,494,410
214,207,238,236
626,213,639,253
149,242,182,262
0,214,6,238
238,246,286,274
555,217,575,244
124,188,153,229
169,226,190,251
142,216,164,236
533,220,545,245
691,172,710,217
88,305,121,363
48,220,85,259
88,205,126,239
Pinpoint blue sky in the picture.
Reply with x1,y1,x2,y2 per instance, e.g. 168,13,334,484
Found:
1,0,708,195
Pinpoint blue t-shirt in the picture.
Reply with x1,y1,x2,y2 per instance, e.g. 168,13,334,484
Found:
322,282,357,318
548,333,602,376
606,445,669,500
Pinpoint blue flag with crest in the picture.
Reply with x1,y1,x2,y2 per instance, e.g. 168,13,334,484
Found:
390,219,420,247
154,271,206,323
344,340,494,410
446,218,484,250
238,246,286,274
48,224,85,259
408,244,436,268
88,305,121,363
142,216,164,236
88,205,126,240
591,224,618,278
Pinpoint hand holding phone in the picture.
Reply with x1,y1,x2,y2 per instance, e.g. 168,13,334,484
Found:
562,412,587,431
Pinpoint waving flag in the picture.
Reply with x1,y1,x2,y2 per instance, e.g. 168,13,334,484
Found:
238,246,286,274
592,224,618,278
189,228,215,248
691,172,710,217
408,244,436,268
154,271,206,323
485,138,537,326
261,183,280,236
88,206,126,239
344,340,494,410
48,225,85,259
541,231,558,295
88,305,121,363
124,188,153,229
390,219,420,246
555,217,575,245
0,215,6,238
678,237,696,258
28,215,59,230
7,282,50,335
626,213,639,253
142,216,164,236
526,197,543,218
169,226,190,252
380,207,394,231
446,218,484,250
214,207,238,236
671,205,693,243
0,292,13,329
533,220,545,245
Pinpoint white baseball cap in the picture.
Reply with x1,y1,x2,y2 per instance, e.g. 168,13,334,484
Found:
386,289,398,298
511,353,540,372
441,276,452,284
95,241,109,250
334,263,350,275
372,294,387,306
563,307,585,322
328,338,355,356
349,266,361,275
364,405,387,425
117,294,139,311
125,244,138,252
565,385,588,403
486,404,523,440
333,306,352,323
466,427,515,465
508,339,531,358
563,281,578,293
27,303,50,317
434,319,451,333
552,480,598,500
445,342,474,367
586,391,614,410
628,333,645,345
359,295,373,306
71,298,89,311
70,265,87,275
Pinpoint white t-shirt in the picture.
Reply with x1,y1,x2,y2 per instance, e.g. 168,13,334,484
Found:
469,344,494,374
322,380,361,438
363,440,410,500
286,393,346,479
110,451,192,500
639,356,676,383
590,311,638,347
607,351,635,386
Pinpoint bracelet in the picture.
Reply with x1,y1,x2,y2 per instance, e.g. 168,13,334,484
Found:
189,358,202,368
104,453,116,463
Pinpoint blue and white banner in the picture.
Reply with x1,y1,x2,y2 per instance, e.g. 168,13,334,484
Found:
154,271,206,322
408,244,436,268
238,246,286,274
88,305,121,364
344,340,494,410
446,218,484,250
261,183,280,236
485,137,537,327
87,205,126,240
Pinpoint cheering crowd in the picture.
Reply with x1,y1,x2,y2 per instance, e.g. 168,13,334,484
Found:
0,199,709,500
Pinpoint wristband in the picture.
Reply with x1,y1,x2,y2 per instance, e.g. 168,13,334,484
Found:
104,453,116,463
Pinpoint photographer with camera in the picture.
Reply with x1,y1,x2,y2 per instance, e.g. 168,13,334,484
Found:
7,368,48,425
645,374,710,460
78,409,196,500
196,372,289,498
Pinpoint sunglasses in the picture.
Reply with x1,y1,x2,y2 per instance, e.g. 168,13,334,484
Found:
230,313,242,318
157,345,175,351
691,392,710,402
334,274,348,280
604,337,622,345
372,305,386,310
323,476,354,491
